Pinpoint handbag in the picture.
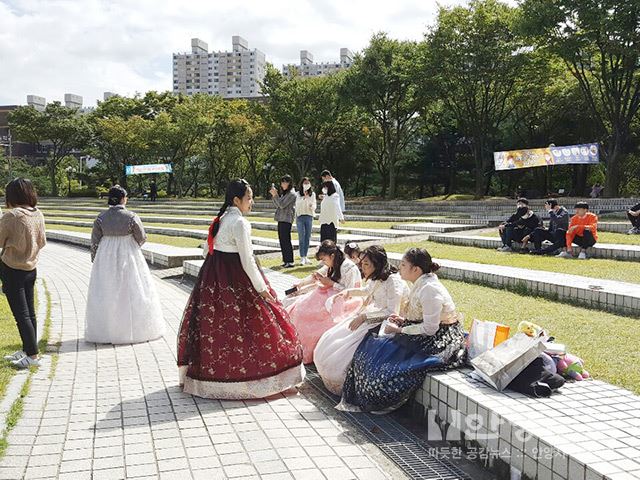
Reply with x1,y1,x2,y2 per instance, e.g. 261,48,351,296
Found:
470,332,546,391
467,319,510,360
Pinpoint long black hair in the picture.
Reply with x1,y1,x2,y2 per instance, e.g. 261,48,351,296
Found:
361,245,397,281
403,247,440,274
211,179,250,239
279,174,293,195
315,240,345,283
298,177,312,197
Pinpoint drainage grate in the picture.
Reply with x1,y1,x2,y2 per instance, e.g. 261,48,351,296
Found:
305,367,471,480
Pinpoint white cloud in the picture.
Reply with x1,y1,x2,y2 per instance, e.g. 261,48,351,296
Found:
0,0,473,106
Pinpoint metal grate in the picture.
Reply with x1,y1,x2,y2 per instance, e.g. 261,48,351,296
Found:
305,367,471,480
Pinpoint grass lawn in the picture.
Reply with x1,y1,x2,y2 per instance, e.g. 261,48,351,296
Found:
479,230,640,246
47,224,203,248
0,295,23,401
383,241,640,284
262,256,640,395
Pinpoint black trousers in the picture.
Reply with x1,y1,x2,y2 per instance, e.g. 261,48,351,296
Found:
531,227,567,253
499,225,529,247
320,223,338,244
277,221,294,264
628,212,640,229
0,262,38,356
572,229,597,249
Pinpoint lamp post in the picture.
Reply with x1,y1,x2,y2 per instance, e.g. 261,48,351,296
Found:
65,166,76,196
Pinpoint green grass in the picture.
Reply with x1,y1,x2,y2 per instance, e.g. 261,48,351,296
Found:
0,295,22,401
47,224,203,248
0,278,52,459
478,230,640,246
384,240,640,284
262,257,640,394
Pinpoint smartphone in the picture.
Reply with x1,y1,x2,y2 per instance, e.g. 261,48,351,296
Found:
284,286,298,296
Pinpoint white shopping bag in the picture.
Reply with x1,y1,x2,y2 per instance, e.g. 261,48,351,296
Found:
467,319,510,360
470,333,545,391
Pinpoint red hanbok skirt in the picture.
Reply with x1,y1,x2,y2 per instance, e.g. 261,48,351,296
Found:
177,251,304,399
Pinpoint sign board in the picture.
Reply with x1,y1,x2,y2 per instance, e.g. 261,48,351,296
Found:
494,143,599,171
125,163,173,175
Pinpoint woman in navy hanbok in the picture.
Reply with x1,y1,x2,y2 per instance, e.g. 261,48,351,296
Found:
338,248,465,413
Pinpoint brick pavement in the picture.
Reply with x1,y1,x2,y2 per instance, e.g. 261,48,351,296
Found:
0,242,405,480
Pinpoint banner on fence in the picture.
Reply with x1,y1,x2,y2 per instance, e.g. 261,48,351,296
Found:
494,143,599,171
125,163,173,175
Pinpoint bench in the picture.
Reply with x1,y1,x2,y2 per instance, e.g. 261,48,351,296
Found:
410,368,640,480
45,230,203,268
428,233,640,263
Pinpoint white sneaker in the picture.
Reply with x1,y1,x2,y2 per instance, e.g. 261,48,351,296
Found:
497,246,512,253
4,350,26,361
578,251,587,260
11,356,40,369
300,257,308,266
628,227,640,235
556,251,573,258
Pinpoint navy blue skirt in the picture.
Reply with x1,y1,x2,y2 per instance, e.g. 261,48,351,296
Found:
340,323,465,412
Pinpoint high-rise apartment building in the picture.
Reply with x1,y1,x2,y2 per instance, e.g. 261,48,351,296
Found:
172,36,266,98
282,48,353,78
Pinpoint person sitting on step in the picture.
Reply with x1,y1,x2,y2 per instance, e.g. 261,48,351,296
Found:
497,198,541,253
627,202,640,235
529,199,569,255
557,201,598,260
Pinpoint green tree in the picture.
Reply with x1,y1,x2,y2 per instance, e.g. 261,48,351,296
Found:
426,0,529,198
519,0,640,196
262,67,351,180
342,33,422,198
9,102,91,196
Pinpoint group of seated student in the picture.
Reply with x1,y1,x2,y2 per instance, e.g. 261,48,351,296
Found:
498,198,599,259
284,240,466,413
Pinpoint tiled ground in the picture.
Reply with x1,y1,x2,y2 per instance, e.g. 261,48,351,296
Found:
0,242,405,480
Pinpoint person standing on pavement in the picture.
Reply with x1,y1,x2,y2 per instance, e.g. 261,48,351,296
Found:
270,175,296,268
295,177,316,266
0,178,46,369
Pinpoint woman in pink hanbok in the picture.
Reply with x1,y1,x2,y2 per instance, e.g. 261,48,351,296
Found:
284,240,362,364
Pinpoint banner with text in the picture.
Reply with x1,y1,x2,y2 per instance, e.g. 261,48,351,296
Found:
125,163,173,175
494,143,599,171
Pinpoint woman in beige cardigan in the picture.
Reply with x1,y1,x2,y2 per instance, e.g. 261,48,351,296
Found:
0,178,46,369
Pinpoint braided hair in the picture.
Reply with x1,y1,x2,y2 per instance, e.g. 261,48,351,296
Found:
207,179,250,253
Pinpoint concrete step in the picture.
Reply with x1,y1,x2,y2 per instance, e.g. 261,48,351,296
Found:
428,233,640,262
392,223,483,233
184,249,640,316
45,230,203,268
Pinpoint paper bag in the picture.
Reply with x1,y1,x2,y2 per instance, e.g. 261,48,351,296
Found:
467,319,511,360
470,333,545,391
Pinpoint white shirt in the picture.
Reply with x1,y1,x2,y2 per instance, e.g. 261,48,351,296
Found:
361,273,409,322
332,178,345,212
319,193,343,226
295,192,317,217
214,206,267,293
304,258,361,292
401,273,457,336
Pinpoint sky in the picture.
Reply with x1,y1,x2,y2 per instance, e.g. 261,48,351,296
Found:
0,0,475,107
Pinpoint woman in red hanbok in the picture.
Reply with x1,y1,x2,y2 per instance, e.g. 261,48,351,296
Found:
177,179,305,399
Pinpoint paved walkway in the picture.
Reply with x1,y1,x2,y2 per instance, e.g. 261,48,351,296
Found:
0,243,405,480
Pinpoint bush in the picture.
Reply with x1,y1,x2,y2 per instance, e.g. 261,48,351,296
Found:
68,187,98,198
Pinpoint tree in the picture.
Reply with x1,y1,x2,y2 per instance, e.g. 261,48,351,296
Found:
342,33,422,198
9,102,91,196
519,0,640,196
426,0,529,198
262,66,352,180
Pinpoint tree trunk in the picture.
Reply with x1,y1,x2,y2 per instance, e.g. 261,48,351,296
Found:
604,136,623,197
388,164,397,199
49,160,58,196
473,139,486,199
